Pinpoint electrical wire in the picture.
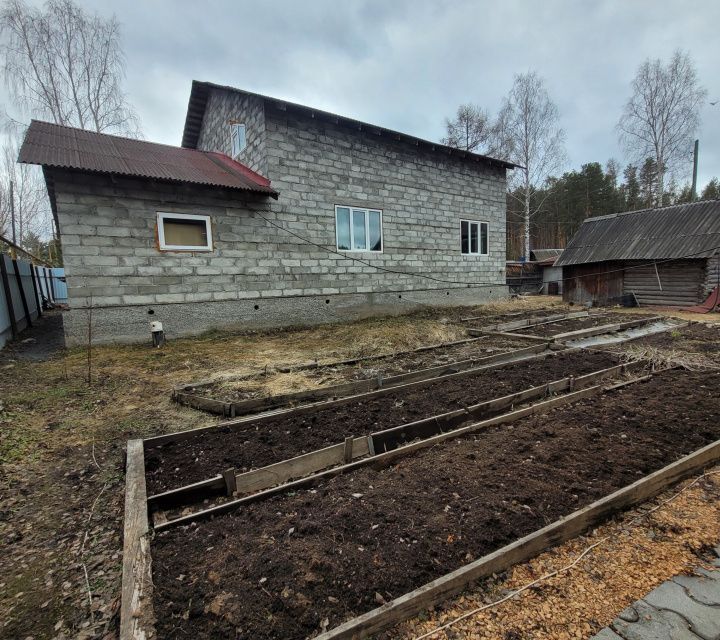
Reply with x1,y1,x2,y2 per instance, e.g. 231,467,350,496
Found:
254,209,720,293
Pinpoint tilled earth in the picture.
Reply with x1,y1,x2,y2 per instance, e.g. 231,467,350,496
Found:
518,313,645,337
151,369,720,640
146,350,621,494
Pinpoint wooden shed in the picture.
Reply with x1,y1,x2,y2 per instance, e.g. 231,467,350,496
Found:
556,200,720,307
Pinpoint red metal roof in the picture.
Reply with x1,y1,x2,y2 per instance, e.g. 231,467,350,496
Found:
19,120,277,197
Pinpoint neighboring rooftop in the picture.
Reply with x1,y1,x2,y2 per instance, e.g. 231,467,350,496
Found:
18,120,278,198
181,80,518,170
555,200,720,267
530,248,563,264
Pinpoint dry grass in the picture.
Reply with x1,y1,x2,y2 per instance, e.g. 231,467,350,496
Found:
394,469,720,640
619,344,720,372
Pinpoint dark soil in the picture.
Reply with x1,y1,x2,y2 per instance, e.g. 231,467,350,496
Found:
622,322,720,353
151,369,720,640
522,313,642,337
146,350,620,494
203,334,529,403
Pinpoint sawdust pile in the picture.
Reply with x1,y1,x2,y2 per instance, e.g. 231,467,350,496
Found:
392,469,720,640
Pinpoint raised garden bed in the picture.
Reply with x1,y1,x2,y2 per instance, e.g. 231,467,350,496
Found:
194,334,530,404
146,349,621,495
518,313,645,337
612,321,720,353
173,335,537,418
149,369,720,640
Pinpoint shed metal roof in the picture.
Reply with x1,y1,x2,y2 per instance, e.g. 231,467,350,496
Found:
181,80,518,170
555,200,720,266
18,120,277,197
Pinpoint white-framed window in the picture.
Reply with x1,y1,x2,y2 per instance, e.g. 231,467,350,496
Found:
335,205,383,252
157,212,213,252
230,123,246,158
460,219,489,255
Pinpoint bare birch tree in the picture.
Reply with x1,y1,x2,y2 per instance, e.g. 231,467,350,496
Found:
442,104,494,153
0,135,49,244
617,50,706,205
494,71,566,260
0,0,139,134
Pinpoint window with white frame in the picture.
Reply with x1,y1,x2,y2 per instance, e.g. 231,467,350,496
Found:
335,206,383,252
230,123,246,158
157,212,213,251
460,220,489,255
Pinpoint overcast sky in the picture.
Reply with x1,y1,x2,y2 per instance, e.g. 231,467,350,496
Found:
12,0,720,188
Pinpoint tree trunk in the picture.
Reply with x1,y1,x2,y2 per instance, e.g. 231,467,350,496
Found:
523,184,531,260
656,154,664,205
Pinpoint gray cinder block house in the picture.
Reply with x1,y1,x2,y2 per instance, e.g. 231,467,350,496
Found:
19,80,515,345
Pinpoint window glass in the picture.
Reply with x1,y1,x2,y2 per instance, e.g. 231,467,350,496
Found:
369,211,382,251
461,220,469,253
335,205,383,252
231,123,246,157
163,218,208,247
461,219,488,255
470,222,478,253
352,209,367,250
336,207,351,250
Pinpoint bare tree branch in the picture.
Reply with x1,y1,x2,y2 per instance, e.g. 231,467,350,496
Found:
0,0,140,136
617,50,706,204
493,71,566,259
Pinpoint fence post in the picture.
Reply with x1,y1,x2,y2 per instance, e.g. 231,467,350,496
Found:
49,267,56,301
0,254,18,340
43,268,52,303
30,264,42,318
12,258,32,329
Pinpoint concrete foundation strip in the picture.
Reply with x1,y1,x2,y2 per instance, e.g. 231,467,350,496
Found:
147,360,644,514
172,342,553,418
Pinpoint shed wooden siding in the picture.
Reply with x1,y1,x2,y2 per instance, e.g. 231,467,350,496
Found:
705,255,720,296
563,258,711,306
562,262,624,305
623,259,705,306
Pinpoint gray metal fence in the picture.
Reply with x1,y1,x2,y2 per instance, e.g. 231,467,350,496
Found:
0,254,65,349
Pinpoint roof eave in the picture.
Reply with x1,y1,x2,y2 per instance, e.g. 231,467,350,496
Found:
31,163,278,199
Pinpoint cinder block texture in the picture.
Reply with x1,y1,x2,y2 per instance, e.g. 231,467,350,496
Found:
55,85,509,345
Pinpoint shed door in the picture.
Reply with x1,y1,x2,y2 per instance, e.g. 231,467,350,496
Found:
623,260,705,306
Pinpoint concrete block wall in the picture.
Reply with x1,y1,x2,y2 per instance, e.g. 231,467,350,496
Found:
196,91,267,176
54,88,509,344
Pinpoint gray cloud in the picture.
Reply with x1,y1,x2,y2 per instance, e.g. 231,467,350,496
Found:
10,0,720,186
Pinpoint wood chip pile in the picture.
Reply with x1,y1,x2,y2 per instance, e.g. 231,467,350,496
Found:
392,468,720,640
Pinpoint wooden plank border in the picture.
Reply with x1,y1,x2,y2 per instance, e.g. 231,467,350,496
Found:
120,440,155,640
317,437,720,639
553,316,664,342
176,336,488,394
173,342,551,418
148,360,643,515
147,345,559,447
153,380,619,532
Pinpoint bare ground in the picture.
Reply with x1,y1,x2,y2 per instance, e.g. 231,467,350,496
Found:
1,296,716,639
